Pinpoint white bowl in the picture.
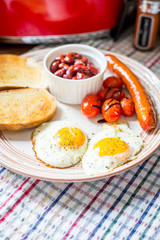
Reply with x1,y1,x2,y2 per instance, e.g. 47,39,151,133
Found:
43,44,107,104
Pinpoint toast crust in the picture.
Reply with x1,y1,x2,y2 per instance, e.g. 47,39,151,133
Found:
0,54,48,90
0,88,56,130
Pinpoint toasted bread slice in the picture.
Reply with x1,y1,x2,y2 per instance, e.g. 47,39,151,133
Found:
0,88,56,130
0,54,48,90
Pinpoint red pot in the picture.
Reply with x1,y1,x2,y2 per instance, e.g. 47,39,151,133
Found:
0,0,124,37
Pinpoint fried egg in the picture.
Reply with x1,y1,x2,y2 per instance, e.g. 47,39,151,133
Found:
82,124,143,175
32,121,88,168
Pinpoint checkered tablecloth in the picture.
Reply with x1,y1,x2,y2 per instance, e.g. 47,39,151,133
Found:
0,29,160,240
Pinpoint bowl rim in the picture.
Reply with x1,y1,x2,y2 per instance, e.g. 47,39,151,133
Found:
43,43,107,83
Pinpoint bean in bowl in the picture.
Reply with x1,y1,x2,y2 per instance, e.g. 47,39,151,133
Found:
50,52,99,80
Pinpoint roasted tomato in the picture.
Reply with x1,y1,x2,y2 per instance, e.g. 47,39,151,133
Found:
103,76,123,89
102,98,121,122
81,94,102,117
97,87,125,101
120,97,135,116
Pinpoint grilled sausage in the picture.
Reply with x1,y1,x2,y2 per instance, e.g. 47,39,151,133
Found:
105,54,156,131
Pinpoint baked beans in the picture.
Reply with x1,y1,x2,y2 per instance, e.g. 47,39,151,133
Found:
50,52,99,80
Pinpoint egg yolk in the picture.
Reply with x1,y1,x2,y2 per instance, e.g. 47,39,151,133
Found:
56,127,85,148
94,137,129,157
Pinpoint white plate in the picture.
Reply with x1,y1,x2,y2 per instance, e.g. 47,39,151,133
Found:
0,48,160,182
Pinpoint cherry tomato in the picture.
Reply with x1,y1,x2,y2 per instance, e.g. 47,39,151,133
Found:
81,94,102,117
113,88,125,101
97,88,125,101
120,97,135,116
97,89,106,101
102,98,121,122
103,76,123,89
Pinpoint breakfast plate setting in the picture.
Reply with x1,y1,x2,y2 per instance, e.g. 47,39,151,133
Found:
0,45,159,182
1,34,160,240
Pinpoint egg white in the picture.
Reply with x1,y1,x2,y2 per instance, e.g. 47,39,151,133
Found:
82,124,143,175
32,121,88,168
